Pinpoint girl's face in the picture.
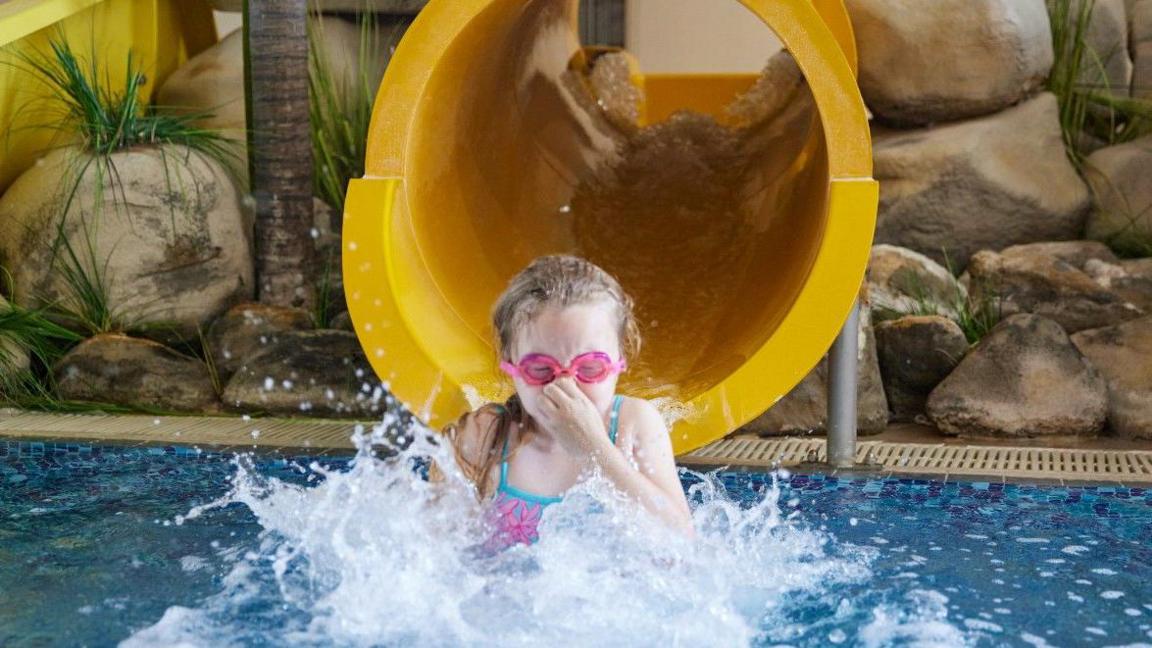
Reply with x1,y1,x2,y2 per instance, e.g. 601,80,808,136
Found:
508,301,624,422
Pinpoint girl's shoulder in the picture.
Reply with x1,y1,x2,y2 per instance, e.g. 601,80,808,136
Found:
616,395,661,419
615,396,668,440
442,401,506,451
442,403,509,482
615,397,678,471
448,402,506,440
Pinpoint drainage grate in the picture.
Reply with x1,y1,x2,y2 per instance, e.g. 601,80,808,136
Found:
680,437,1152,484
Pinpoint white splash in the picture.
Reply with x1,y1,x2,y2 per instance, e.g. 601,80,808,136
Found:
649,396,696,430
122,414,964,647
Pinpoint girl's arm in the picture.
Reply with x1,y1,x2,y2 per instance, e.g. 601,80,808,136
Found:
591,398,694,535
429,406,501,497
539,382,694,535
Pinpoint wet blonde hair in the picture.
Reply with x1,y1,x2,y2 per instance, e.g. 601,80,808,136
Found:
442,255,640,500
491,254,640,363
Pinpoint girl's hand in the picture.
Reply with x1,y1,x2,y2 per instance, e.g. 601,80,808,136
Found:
540,388,695,536
536,378,612,459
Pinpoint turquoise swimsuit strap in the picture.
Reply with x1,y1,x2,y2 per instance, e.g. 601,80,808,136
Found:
608,394,623,445
498,395,624,494
499,433,511,487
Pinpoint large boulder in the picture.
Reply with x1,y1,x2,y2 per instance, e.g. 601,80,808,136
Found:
309,198,348,325
741,310,888,436
846,0,1053,124
1119,257,1152,308
159,15,393,133
1128,0,1152,99
329,311,355,332
53,334,217,412
873,93,1090,270
1083,136,1152,252
1071,315,1152,438
155,26,246,133
0,145,254,342
966,241,1145,333
221,330,385,418
867,245,967,321
1060,0,1134,95
300,14,395,108
1081,255,1152,311
875,315,970,421
206,303,315,381
926,314,1108,437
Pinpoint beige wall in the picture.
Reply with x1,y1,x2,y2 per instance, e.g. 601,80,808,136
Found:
214,10,242,38
625,0,782,74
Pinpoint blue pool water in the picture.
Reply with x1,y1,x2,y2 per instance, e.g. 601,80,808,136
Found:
2,438,1151,647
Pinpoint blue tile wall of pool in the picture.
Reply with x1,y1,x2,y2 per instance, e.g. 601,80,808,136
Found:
727,471,1151,510
2,440,229,460
1,439,314,476
5,440,1151,509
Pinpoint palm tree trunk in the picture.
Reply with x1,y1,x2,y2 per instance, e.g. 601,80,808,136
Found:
244,0,316,310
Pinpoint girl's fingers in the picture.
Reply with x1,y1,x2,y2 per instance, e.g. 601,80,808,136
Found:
541,394,568,421
566,381,590,403
543,382,571,406
540,385,562,409
552,379,584,402
555,379,580,399
534,405,554,429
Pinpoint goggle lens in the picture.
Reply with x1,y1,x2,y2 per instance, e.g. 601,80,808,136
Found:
573,358,611,381
521,360,559,383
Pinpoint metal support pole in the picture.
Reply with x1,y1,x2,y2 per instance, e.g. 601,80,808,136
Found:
579,0,626,47
827,298,860,468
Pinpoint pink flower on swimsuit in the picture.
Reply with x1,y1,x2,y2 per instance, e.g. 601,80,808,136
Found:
489,491,545,548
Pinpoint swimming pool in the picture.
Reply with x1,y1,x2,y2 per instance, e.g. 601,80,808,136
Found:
2,437,1150,647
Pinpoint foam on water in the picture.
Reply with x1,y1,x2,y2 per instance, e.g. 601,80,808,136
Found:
121,414,966,647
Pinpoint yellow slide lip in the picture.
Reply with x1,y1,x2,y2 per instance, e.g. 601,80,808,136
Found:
344,178,475,423
345,0,878,454
0,0,105,47
670,178,878,449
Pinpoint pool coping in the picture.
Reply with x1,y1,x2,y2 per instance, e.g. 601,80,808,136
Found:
0,410,365,461
3,410,1152,486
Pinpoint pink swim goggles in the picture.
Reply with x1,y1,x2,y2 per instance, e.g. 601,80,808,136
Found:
500,352,627,386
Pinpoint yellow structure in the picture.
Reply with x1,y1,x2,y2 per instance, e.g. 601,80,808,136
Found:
343,0,878,454
0,0,216,193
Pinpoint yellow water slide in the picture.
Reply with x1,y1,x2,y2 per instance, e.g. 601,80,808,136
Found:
344,0,879,454
0,0,216,193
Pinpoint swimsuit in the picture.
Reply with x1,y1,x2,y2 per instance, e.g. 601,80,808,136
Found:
485,395,623,550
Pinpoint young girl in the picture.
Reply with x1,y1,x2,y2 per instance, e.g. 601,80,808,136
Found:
438,255,693,550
